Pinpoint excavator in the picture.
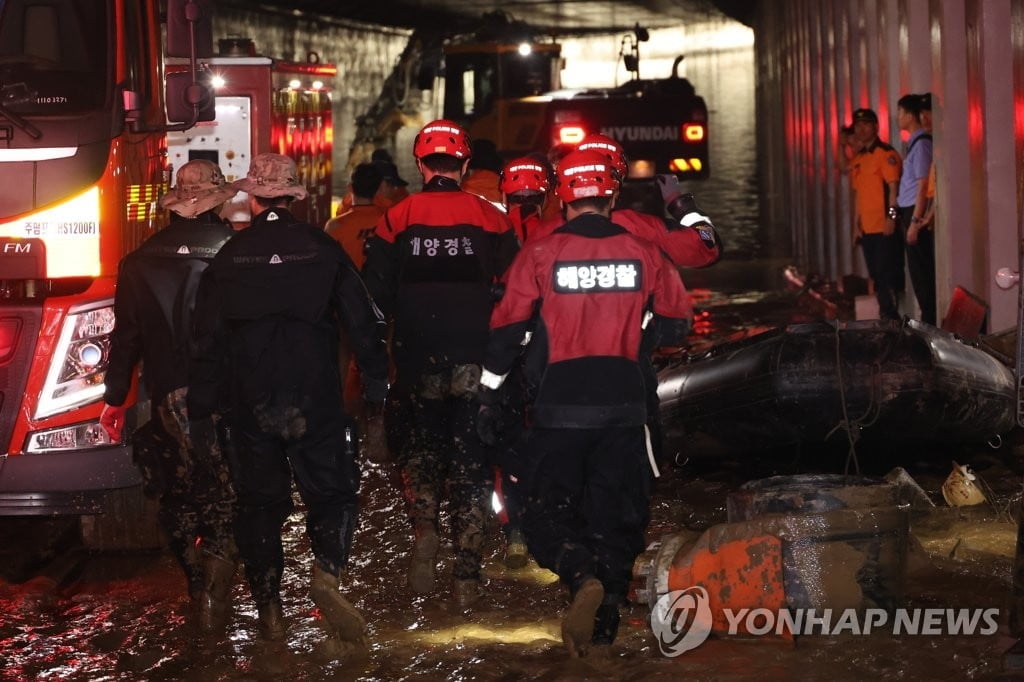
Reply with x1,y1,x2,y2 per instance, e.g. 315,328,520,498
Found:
346,13,709,186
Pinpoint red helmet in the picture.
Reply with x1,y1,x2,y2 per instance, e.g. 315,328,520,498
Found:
555,149,620,203
413,119,472,160
577,133,628,180
499,157,551,195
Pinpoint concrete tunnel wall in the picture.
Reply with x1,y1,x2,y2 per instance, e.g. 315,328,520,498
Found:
754,0,1024,331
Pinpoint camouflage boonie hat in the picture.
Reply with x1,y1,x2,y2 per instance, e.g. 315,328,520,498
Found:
234,153,309,200
159,159,239,218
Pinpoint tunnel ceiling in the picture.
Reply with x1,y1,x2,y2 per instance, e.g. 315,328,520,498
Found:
231,0,741,34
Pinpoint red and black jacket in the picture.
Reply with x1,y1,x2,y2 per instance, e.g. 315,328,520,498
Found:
362,176,519,379
483,213,693,429
533,207,721,268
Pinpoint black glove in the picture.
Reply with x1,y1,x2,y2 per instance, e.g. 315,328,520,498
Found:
476,387,506,447
662,189,718,249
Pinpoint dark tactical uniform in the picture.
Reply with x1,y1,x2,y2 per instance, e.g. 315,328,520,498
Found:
189,206,388,610
104,212,237,594
363,174,518,585
482,212,692,644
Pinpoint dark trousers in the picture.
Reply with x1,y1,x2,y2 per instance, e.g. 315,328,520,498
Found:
520,426,653,599
860,231,903,320
399,365,492,580
229,406,359,606
136,389,236,593
900,206,937,325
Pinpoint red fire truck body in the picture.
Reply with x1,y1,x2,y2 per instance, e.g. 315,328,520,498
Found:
167,41,336,227
0,0,214,546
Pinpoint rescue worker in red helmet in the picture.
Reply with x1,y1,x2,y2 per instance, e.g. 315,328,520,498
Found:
477,149,693,656
500,156,552,243
362,119,519,607
488,155,554,569
535,134,721,467
534,133,722,267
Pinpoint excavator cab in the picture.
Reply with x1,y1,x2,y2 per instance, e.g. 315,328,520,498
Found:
442,41,561,149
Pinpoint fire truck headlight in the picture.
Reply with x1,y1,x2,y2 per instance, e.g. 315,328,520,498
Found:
25,420,113,453
35,303,115,419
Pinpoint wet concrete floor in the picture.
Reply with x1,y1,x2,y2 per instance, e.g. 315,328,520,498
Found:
1,274,1022,680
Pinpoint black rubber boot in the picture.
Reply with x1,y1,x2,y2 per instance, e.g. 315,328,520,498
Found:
592,602,621,645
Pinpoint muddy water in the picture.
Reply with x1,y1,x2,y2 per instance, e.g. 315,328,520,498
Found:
0,286,1017,679
0,443,1018,680
1,289,1019,679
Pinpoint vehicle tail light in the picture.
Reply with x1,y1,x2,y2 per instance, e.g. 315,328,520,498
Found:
683,124,705,141
670,158,704,173
555,124,586,146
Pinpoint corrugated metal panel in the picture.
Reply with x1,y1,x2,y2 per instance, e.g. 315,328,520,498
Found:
753,0,1023,330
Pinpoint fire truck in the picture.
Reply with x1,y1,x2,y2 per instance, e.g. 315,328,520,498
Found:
166,37,336,228
0,0,217,547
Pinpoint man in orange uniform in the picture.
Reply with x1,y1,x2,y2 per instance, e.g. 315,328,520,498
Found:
845,108,903,320
326,162,385,269
326,162,386,414
462,138,504,206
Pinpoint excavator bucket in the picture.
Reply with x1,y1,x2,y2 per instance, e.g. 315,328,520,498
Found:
666,534,790,640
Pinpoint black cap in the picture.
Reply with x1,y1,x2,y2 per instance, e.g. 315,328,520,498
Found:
373,160,408,187
350,162,383,198
851,108,878,124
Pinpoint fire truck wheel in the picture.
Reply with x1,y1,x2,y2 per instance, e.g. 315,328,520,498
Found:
78,485,164,551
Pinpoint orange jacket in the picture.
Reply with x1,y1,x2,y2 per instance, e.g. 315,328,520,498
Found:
850,140,902,234
325,204,386,269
